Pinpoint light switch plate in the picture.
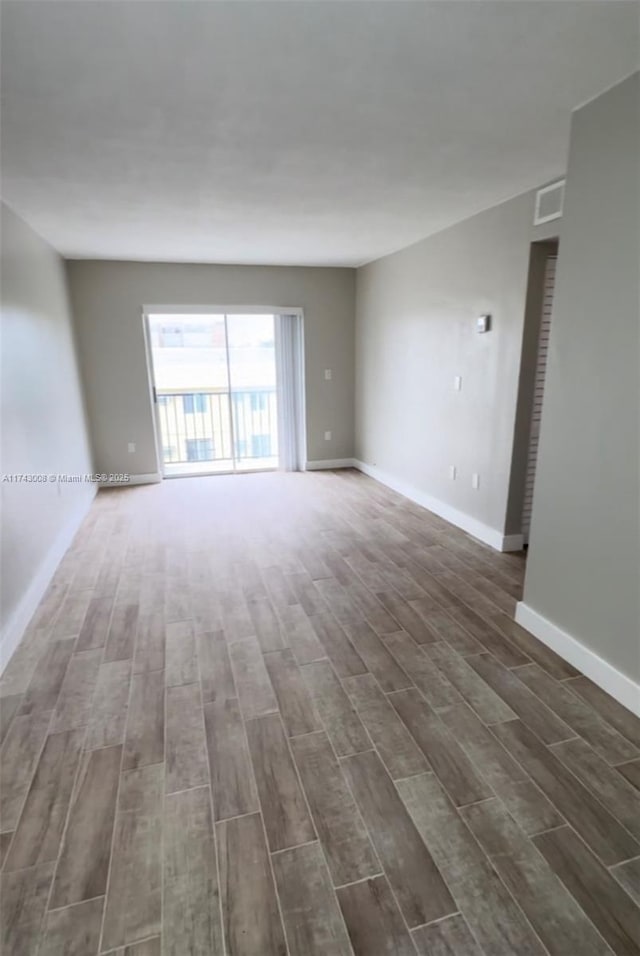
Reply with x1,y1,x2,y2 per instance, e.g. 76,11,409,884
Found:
472,473,480,489
454,376,462,391
324,430,332,441
324,369,332,381
128,442,136,453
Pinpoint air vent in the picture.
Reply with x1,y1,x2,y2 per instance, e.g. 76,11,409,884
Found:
534,180,565,226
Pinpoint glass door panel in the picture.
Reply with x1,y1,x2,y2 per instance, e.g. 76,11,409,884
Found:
148,313,234,475
226,314,278,470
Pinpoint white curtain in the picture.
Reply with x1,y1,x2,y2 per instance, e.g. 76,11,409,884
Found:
275,313,305,471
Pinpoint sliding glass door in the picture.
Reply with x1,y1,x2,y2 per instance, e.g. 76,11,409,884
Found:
227,314,278,469
147,312,279,476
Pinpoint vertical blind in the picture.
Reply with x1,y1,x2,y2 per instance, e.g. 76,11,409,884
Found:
275,313,306,471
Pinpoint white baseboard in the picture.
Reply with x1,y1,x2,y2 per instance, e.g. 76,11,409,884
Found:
516,602,640,717
99,472,162,488
0,488,96,674
353,460,519,553
305,459,356,471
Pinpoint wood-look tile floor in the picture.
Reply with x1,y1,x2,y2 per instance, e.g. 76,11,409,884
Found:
1,469,639,956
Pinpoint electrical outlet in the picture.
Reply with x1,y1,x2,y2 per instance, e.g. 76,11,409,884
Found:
449,465,457,480
324,369,332,381
324,430,332,441
472,473,480,490
128,442,136,453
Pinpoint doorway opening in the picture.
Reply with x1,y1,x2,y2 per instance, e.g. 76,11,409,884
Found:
505,239,559,546
144,309,305,477
521,252,557,542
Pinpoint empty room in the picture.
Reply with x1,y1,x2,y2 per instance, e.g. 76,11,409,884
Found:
1,2,639,954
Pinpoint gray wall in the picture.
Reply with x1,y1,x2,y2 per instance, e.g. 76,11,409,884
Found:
67,261,355,473
1,203,94,654
522,73,640,681
355,190,545,538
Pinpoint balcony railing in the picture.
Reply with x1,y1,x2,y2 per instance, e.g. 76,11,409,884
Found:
156,388,278,466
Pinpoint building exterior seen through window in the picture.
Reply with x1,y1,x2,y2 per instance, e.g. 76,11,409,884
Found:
148,313,278,471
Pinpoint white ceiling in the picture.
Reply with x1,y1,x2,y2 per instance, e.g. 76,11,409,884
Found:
1,1,638,267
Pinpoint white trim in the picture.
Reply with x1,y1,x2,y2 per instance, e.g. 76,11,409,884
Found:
99,472,161,488
353,460,519,552
516,602,640,717
0,489,95,673
305,458,355,471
